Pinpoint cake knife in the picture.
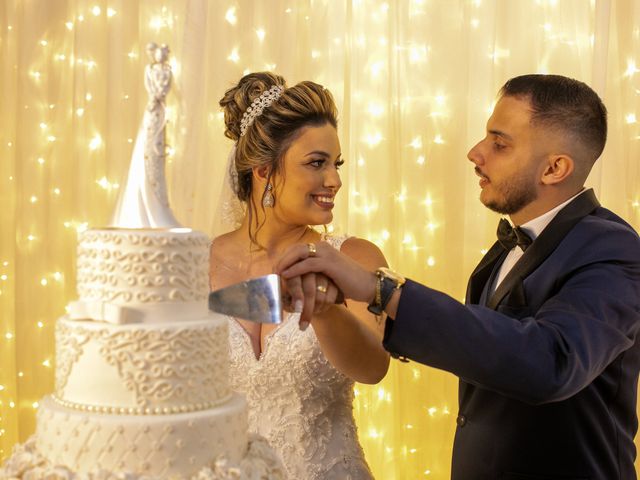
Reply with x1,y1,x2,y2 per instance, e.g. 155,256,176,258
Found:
208,274,284,324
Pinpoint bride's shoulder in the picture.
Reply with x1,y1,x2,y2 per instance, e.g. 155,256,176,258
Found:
322,234,386,268
210,230,243,257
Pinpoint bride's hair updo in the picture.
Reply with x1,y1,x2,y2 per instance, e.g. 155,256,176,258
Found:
219,72,338,237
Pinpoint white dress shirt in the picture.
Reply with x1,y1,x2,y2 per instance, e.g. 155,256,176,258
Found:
491,189,587,293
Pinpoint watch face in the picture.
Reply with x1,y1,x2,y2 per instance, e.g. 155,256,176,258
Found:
378,267,406,285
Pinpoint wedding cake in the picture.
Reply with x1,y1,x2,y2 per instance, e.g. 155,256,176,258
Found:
0,44,283,479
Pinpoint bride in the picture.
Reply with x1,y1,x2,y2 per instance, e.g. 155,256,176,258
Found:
210,72,390,479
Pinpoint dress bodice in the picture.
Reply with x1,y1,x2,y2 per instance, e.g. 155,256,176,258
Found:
227,235,373,479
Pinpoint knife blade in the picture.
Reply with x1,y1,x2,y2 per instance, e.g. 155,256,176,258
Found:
208,273,284,324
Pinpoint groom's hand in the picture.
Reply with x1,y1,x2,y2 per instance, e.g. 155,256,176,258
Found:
275,241,377,323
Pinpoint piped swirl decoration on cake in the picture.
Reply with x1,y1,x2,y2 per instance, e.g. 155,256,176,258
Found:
76,230,209,306
54,318,231,412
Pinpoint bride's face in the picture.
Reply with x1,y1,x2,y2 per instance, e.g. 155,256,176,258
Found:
272,123,343,227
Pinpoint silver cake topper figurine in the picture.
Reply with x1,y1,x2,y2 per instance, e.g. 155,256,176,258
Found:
110,42,181,228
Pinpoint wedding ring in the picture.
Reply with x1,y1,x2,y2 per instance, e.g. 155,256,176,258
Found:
316,284,327,293
307,243,317,257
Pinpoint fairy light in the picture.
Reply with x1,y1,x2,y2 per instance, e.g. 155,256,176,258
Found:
40,40,48,47
38,157,45,165
624,59,639,77
89,134,102,150
65,21,73,30
76,107,85,117
107,8,117,17
225,7,237,25
625,113,636,124
30,195,38,203
227,48,240,63
40,278,48,286
92,6,101,16
42,359,51,368
256,28,266,42
409,136,422,149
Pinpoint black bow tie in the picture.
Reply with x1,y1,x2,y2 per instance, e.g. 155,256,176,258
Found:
496,218,532,252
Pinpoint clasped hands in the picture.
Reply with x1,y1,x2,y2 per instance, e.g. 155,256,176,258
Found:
275,241,377,330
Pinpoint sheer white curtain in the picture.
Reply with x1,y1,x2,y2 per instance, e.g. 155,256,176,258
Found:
1,1,639,478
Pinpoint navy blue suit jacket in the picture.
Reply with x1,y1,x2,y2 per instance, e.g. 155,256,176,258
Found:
383,190,640,479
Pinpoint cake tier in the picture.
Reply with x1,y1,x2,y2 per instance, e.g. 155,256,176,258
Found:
35,394,249,478
74,228,210,323
55,316,231,412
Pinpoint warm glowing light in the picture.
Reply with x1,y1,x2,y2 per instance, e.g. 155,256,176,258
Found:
76,108,85,117
370,61,384,77
434,134,444,144
0,385,4,391
40,40,48,47
127,51,137,59
86,60,97,70
427,407,437,416
107,8,117,17
382,230,390,240
37,321,44,328
89,134,103,150
625,113,637,124
364,132,383,147
368,428,381,439
53,272,63,281
409,136,423,149
65,21,74,30
40,278,48,286
256,28,266,42
435,94,446,106
42,359,51,368
5,333,13,340
0,275,7,281
480,248,489,255
9,402,15,408
53,188,61,195
92,5,101,16
37,157,45,165
228,48,240,63
32,401,39,409
311,50,321,59
27,235,36,241
55,54,66,61
30,71,41,80
30,196,38,203
225,7,237,25
427,256,436,266
47,135,57,142
86,93,93,101
471,18,480,28
409,44,428,63
624,59,639,77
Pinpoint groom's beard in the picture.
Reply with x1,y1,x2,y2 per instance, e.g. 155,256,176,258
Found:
479,167,538,216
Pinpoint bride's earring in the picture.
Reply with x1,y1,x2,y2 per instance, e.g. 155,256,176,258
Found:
262,184,274,208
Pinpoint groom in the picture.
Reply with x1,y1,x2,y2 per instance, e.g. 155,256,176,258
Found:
276,74,640,479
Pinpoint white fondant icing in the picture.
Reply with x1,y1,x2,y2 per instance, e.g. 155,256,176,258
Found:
34,395,249,478
55,316,231,410
76,229,210,322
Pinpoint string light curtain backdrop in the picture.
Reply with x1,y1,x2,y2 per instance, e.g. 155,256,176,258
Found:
1,1,639,478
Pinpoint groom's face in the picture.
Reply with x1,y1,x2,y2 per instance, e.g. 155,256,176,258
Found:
467,95,547,217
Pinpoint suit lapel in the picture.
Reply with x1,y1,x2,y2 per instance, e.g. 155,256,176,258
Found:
466,242,507,304
486,189,600,310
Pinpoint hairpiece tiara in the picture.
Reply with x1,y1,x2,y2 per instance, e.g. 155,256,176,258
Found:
239,85,285,137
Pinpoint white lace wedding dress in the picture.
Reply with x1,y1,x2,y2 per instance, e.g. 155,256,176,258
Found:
227,235,374,480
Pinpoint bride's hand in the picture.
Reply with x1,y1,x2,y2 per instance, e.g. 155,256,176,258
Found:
282,272,341,330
